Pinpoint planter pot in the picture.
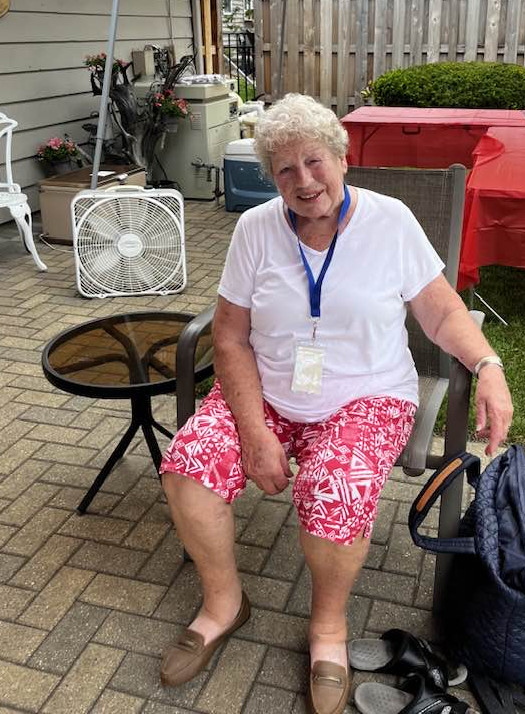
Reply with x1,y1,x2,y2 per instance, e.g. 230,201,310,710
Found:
42,159,78,178
162,117,179,134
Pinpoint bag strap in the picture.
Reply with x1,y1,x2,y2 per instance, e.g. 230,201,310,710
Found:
408,451,480,555
468,673,517,714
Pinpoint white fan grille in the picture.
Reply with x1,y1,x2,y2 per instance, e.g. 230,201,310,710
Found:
72,188,186,298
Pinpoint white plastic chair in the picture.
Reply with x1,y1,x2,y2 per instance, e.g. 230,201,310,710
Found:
0,113,47,271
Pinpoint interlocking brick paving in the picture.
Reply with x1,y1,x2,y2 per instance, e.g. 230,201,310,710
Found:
0,203,484,713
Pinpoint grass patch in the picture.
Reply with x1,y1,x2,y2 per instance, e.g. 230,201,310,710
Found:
238,83,256,102
195,375,215,399
435,265,524,445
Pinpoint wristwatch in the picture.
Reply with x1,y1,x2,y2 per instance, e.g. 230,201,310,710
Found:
473,355,504,377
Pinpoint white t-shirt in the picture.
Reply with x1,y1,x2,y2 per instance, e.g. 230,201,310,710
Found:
218,188,445,423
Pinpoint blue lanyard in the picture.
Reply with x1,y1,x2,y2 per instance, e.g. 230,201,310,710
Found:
288,184,351,330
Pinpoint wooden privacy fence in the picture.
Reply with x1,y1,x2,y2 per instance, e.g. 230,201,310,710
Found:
253,0,525,116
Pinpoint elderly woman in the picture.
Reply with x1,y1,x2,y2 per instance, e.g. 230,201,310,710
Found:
159,94,512,714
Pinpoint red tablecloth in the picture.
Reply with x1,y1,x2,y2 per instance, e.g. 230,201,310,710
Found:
458,127,525,290
341,107,525,168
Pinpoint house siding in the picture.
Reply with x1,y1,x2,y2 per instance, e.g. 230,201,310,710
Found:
0,0,194,219
223,0,249,31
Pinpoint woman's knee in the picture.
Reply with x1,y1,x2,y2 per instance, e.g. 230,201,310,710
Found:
161,472,205,505
162,471,230,513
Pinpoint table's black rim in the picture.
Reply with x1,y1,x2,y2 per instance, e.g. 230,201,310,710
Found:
41,310,208,399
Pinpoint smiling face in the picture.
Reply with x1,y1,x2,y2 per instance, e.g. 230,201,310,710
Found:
270,139,348,222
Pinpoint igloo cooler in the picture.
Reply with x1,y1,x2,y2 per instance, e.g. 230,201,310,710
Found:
224,139,278,212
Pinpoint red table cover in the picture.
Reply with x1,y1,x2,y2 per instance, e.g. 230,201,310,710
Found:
341,107,525,169
458,127,525,290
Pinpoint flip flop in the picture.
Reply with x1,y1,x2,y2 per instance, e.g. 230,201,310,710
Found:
354,673,479,714
348,629,467,688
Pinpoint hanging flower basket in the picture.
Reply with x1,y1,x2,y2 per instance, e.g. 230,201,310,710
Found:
152,90,191,129
84,52,130,91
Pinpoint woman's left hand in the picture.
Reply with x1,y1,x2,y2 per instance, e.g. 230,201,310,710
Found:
475,366,513,456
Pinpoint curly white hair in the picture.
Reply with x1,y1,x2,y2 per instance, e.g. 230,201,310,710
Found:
253,93,348,175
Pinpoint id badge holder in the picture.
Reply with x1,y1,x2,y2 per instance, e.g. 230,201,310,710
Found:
291,340,325,394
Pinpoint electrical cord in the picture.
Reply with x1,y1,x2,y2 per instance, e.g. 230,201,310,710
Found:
38,233,74,252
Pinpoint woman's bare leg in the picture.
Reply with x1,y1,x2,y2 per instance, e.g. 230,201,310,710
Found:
301,528,370,668
162,473,242,642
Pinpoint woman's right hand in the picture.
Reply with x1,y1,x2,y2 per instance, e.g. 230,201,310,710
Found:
240,426,293,495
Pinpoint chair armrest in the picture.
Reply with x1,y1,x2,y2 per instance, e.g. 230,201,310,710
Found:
443,309,485,454
401,377,448,476
469,309,485,329
176,304,216,429
436,309,485,545
441,309,485,456
443,357,472,456
402,310,485,476
442,311,483,453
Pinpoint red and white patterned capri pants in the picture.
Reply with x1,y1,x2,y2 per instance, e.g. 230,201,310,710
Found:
160,382,416,546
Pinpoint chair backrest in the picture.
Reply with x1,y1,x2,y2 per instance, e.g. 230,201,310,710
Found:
0,112,18,189
346,164,466,378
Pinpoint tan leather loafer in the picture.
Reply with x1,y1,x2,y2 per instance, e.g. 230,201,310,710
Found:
308,660,351,714
160,591,251,687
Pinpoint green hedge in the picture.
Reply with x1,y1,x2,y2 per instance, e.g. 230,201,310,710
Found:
367,62,525,109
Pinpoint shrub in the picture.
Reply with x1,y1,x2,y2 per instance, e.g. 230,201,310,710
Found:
367,62,525,109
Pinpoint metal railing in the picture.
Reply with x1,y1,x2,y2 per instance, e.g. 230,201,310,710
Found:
223,31,255,100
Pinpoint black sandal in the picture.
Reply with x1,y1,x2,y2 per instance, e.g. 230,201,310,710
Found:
349,628,467,688
354,672,479,714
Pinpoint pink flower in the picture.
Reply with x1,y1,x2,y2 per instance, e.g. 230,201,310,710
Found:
36,135,79,162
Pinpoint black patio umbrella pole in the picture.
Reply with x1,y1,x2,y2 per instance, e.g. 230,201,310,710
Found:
90,0,120,190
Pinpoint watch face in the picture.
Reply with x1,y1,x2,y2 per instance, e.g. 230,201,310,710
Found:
0,0,10,18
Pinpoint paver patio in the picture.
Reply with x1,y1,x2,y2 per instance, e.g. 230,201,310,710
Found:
0,201,483,713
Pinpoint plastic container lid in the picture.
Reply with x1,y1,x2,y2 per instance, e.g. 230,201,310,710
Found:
225,138,257,157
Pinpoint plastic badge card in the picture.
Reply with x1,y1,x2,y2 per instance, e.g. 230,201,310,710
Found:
291,342,325,394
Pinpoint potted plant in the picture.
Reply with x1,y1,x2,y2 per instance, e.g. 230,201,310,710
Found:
84,52,131,90
152,89,191,132
36,136,82,176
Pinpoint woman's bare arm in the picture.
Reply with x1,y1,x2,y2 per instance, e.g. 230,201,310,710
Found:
410,274,513,455
213,296,293,493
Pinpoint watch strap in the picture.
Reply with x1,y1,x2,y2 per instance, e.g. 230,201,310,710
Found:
474,355,504,377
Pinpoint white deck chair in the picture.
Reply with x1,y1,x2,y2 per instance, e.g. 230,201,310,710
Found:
0,113,47,271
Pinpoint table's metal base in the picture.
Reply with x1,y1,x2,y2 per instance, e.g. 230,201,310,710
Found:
77,394,173,514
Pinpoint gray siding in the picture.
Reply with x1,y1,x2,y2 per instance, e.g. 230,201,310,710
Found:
0,0,194,218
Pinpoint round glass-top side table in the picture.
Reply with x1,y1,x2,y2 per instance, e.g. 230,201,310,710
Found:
42,311,213,513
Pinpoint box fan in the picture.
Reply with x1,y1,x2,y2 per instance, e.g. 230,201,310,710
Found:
71,186,186,298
